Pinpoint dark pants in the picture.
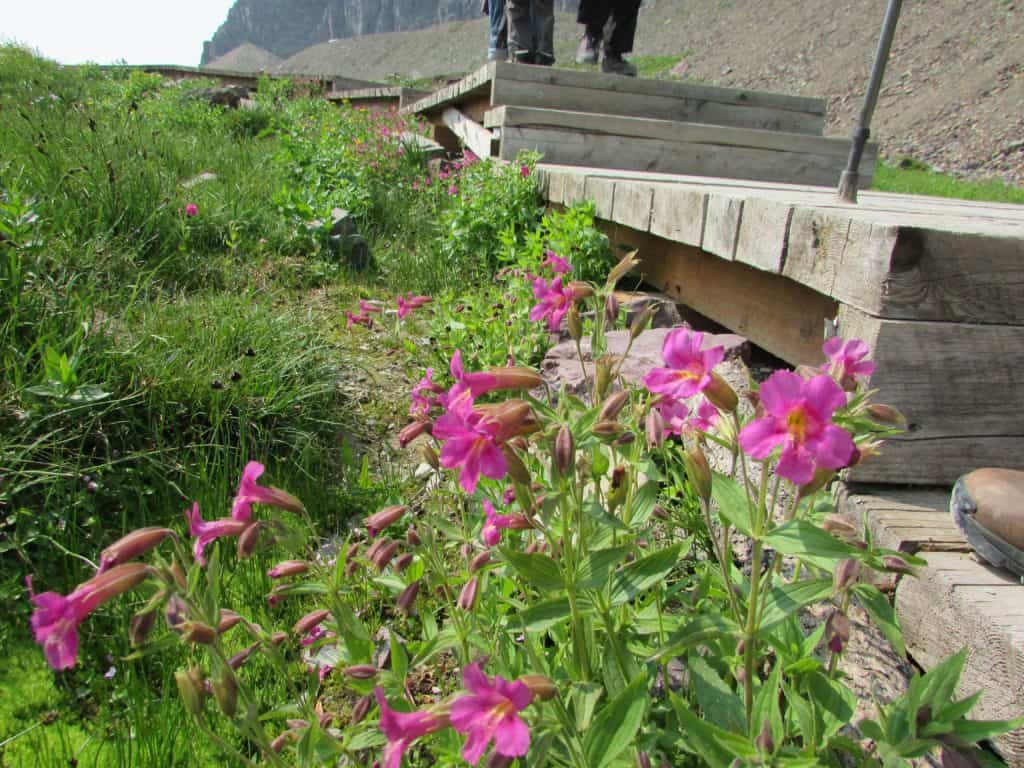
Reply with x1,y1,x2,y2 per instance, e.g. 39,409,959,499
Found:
577,0,641,55
507,0,555,63
488,0,508,57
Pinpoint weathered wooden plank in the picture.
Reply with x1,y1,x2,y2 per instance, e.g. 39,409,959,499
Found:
650,185,707,248
328,86,426,105
499,126,875,188
583,176,616,219
848,437,1024,486
702,194,743,261
837,485,966,553
488,106,855,157
734,198,792,272
440,108,494,160
896,551,1024,766
598,223,836,365
612,183,655,232
400,62,495,116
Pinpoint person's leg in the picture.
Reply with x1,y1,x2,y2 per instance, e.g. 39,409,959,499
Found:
532,0,555,65
576,0,611,64
488,0,508,60
601,0,640,75
506,0,535,62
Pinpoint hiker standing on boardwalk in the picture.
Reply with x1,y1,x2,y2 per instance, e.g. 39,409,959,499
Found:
575,0,641,76
506,0,556,66
481,0,509,62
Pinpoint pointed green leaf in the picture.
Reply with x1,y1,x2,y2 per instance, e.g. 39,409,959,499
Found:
757,579,833,637
689,654,746,732
712,472,754,536
650,613,738,661
610,543,683,606
577,546,631,591
852,583,905,657
519,598,573,633
765,520,860,569
584,674,649,768
670,694,759,768
501,549,565,591
806,671,856,741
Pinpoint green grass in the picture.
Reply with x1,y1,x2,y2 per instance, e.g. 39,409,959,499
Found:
873,159,1024,203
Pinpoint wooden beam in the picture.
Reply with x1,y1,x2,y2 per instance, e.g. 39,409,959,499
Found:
440,108,494,160
837,485,966,554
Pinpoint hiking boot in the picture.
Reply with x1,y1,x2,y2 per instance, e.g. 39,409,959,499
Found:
601,53,638,77
511,49,535,65
487,47,508,62
534,52,555,67
575,34,600,65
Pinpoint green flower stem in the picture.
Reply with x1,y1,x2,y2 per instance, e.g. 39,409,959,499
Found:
700,497,744,625
743,463,771,722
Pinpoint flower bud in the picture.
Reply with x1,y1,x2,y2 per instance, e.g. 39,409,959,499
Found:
630,304,658,340
344,665,379,680
169,559,188,591
608,465,628,511
236,522,261,559
755,720,774,754
645,408,665,449
704,373,738,413
867,404,906,426
605,293,620,326
365,505,408,537
398,420,429,448
270,732,289,753
592,420,625,438
567,304,583,341
213,672,239,717
883,556,914,575
822,515,859,541
798,468,835,499
683,447,713,504
486,754,515,768
350,695,372,724
129,610,157,647
599,390,629,422
606,249,640,287
502,447,532,485
370,539,400,572
636,753,652,768
267,560,309,580
652,505,670,521
470,550,492,573
175,667,206,715
406,526,422,547
270,631,288,646
569,281,594,301
165,593,188,629
421,443,440,470
833,558,861,592
229,642,260,670
397,580,421,616
180,621,217,645
394,553,414,572
614,432,636,448
294,609,331,636
457,577,479,611
554,425,574,476
595,356,613,399
98,527,176,573
518,674,557,702
218,609,243,634
825,609,850,654
488,367,544,391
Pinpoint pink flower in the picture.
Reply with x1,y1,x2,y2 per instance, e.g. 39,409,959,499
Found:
541,250,572,275
520,165,531,178
739,371,856,485
410,367,444,417
451,662,532,765
231,461,303,521
448,184,458,196
529,276,577,332
447,349,498,401
396,293,432,320
689,398,719,433
28,564,150,670
347,311,373,329
187,502,251,565
184,203,198,217
644,328,725,400
481,500,526,547
433,391,509,494
359,299,383,314
374,688,448,768
822,337,875,390
464,150,478,164
411,181,419,191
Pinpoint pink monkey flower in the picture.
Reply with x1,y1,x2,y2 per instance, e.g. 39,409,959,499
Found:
448,184,458,196
410,367,445,417
347,311,373,330
739,371,856,485
480,500,529,547
231,461,304,521
28,564,150,670
447,349,498,402
186,502,251,565
374,687,449,768
359,299,383,314
541,250,572,275
451,662,532,765
643,327,725,400
529,275,577,332
656,396,721,438
433,391,518,494
822,337,875,391
520,165,531,178
184,203,198,217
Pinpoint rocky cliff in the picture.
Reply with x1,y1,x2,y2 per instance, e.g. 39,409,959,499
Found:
201,0,575,64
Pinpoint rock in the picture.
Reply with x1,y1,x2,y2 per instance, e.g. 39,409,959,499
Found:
613,290,683,330
950,468,1024,576
329,208,357,238
333,233,373,270
198,85,251,109
540,328,748,395
182,172,218,189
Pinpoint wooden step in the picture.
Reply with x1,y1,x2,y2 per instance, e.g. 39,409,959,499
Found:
327,85,427,110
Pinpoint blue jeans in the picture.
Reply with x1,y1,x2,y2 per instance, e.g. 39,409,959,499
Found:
488,0,508,59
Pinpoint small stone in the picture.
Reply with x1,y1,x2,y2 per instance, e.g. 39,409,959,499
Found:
329,208,357,239
951,468,1024,576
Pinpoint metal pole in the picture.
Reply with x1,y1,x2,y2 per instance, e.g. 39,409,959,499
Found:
836,0,904,203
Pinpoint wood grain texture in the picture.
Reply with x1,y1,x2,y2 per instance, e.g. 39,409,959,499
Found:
702,194,743,261
896,551,1024,766
734,198,792,272
400,62,495,115
440,108,494,160
599,223,836,365
650,184,707,247
837,485,966,553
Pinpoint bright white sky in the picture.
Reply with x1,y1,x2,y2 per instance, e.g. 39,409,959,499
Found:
0,0,237,66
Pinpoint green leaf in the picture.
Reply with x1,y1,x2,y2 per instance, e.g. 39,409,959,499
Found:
712,473,754,536
501,549,564,591
519,598,573,633
916,648,967,712
584,673,649,768
784,681,817,748
390,633,408,682
610,543,682,606
670,694,759,768
752,663,784,747
949,717,1024,744
852,583,905,657
577,546,631,591
765,519,861,569
689,654,746,732
806,671,856,741
757,579,833,637
571,682,604,732
650,613,738,661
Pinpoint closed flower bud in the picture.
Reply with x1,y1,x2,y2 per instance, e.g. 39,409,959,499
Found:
883,556,914,575
365,505,408,537
294,609,331,636
170,559,188,591
98,527,175,573
518,674,557,702
569,281,594,300
554,425,574,476
613,432,636,448
652,505,670,521
867,404,906,426
798,468,836,499
398,420,429,448
704,373,738,413
822,515,859,541
755,720,775,754
457,577,479,611
421,443,440,470
630,304,658,340
270,631,288,646
213,672,239,717
175,667,206,715
267,560,309,580
397,580,421,616
502,447,532,485
218,609,244,634
270,732,289,753
236,522,261,559
469,550,492,573
605,293,620,326
180,621,217,645
394,553,414,572
606,249,640,288
608,465,629,511
350,695,373,724
567,304,583,341
406,526,422,547
165,593,188,629
344,664,379,680
129,610,157,647
825,609,850,654
595,356,613,399
683,447,713,504
599,390,629,421
636,753,652,768
489,366,544,391
592,420,625,438
229,642,260,670
833,558,861,592
645,408,665,448
370,539,400,572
